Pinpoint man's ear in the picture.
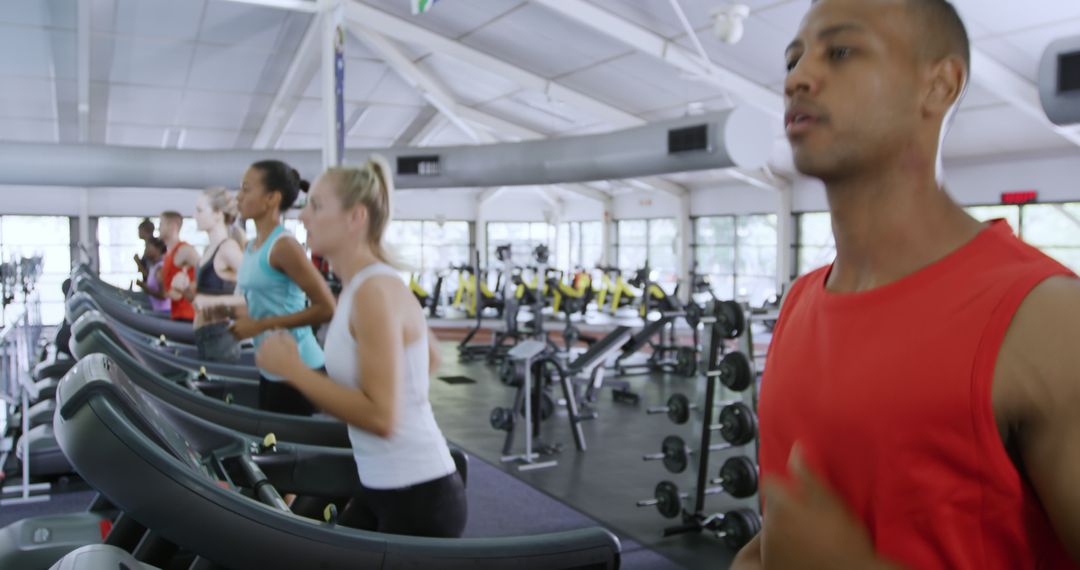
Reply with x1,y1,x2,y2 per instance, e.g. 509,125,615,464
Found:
924,55,966,117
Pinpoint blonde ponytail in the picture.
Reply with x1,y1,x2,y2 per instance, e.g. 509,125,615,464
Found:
327,155,407,270
204,187,245,249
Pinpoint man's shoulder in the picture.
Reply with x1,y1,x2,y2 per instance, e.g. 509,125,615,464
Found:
998,276,1080,406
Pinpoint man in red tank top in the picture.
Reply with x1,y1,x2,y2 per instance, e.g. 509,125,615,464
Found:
734,1,1080,568
159,211,197,322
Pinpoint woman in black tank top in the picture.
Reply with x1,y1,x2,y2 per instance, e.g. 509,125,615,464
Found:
180,188,247,363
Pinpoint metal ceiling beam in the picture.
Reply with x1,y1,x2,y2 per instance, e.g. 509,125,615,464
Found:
253,12,323,149
408,114,448,146
478,186,507,205
76,0,90,142
560,183,612,203
532,0,782,118
725,167,790,192
351,27,496,144
970,49,1080,148
343,1,643,129
394,106,438,146
215,0,319,13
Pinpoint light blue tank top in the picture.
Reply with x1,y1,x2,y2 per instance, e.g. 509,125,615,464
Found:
237,225,324,380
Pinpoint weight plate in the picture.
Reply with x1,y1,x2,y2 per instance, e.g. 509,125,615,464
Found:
655,481,682,519
489,407,514,431
661,435,689,474
674,347,697,377
718,509,761,550
714,300,746,339
667,393,692,425
685,302,703,329
718,456,759,498
718,351,752,391
718,403,757,446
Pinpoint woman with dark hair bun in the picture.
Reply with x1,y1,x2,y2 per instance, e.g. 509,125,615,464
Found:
231,160,335,416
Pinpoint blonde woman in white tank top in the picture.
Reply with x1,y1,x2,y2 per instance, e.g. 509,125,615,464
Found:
256,157,466,538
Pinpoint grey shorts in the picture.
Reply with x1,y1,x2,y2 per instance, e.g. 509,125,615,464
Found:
194,322,241,364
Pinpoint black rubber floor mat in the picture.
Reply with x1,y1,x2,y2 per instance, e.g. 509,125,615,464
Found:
438,376,477,385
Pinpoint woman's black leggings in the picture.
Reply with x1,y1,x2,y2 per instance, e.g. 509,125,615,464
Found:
339,472,468,538
258,374,318,416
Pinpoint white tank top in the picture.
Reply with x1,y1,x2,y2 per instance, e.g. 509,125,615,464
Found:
323,263,456,489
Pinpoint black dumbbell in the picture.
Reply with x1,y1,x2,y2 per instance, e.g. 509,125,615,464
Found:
709,402,757,446
646,393,696,425
490,407,514,431
711,456,758,498
703,509,762,550
636,460,758,519
642,434,740,474
706,351,752,391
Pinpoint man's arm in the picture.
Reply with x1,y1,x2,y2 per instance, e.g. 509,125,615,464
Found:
731,534,762,570
996,276,1080,563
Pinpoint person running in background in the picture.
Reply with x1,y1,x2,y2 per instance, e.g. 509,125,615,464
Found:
133,217,155,282
135,237,170,314
172,188,247,362
159,211,198,322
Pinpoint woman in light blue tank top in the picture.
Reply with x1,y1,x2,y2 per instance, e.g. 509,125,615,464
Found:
231,160,335,416
256,157,466,538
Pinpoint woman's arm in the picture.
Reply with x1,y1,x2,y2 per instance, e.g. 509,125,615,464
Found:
218,239,244,279
428,327,441,377
231,236,334,340
262,278,400,437
140,265,167,299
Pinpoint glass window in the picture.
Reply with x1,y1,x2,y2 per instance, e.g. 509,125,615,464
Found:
796,212,835,276
97,216,150,291
648,219,678,283
694,214,778,305
1,216,71,325
1022,203,1080,273
486,222,554,268
377,220,471,274
735,215,777,306
556,221,604,273
616,219,649,272
965,205,1020,233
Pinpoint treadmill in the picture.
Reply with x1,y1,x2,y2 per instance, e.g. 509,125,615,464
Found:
53,354,621,569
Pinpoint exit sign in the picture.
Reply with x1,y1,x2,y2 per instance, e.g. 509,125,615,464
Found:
1001,191,1038,205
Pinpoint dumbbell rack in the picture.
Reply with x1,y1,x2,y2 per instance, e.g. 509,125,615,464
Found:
640,300,762,549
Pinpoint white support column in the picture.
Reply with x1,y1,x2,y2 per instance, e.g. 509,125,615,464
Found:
321,0,344,169
603,212,615,268
78,188,91,265
776,185,794,295
677,192,692,301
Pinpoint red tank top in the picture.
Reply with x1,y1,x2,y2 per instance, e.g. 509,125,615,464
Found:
162,241,195,321
759,220,1076,569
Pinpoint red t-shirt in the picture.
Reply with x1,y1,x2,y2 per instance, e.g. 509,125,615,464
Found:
162,241,195,322
759,220,1076,569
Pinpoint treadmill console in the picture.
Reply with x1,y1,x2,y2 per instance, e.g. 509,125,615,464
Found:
102,360,214,479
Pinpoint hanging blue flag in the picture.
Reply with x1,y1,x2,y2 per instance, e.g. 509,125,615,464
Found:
411,0,440,15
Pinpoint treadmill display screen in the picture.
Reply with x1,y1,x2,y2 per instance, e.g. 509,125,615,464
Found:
106,364,207,474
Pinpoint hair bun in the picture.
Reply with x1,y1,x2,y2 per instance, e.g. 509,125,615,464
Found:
298,179,311,193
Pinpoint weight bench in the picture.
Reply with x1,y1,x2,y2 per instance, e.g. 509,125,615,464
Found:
567,326,638,404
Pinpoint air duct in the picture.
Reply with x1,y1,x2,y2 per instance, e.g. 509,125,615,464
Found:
0,107,773,189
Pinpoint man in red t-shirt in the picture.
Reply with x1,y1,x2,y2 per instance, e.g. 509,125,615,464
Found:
733,0,1080,568
158,211,198,322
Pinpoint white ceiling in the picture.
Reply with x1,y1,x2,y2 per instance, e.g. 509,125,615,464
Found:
0,0,1077,197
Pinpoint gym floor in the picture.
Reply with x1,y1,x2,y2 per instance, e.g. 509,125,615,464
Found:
428,335,765,570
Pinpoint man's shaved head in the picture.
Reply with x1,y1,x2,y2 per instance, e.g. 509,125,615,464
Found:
813,0,969,71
